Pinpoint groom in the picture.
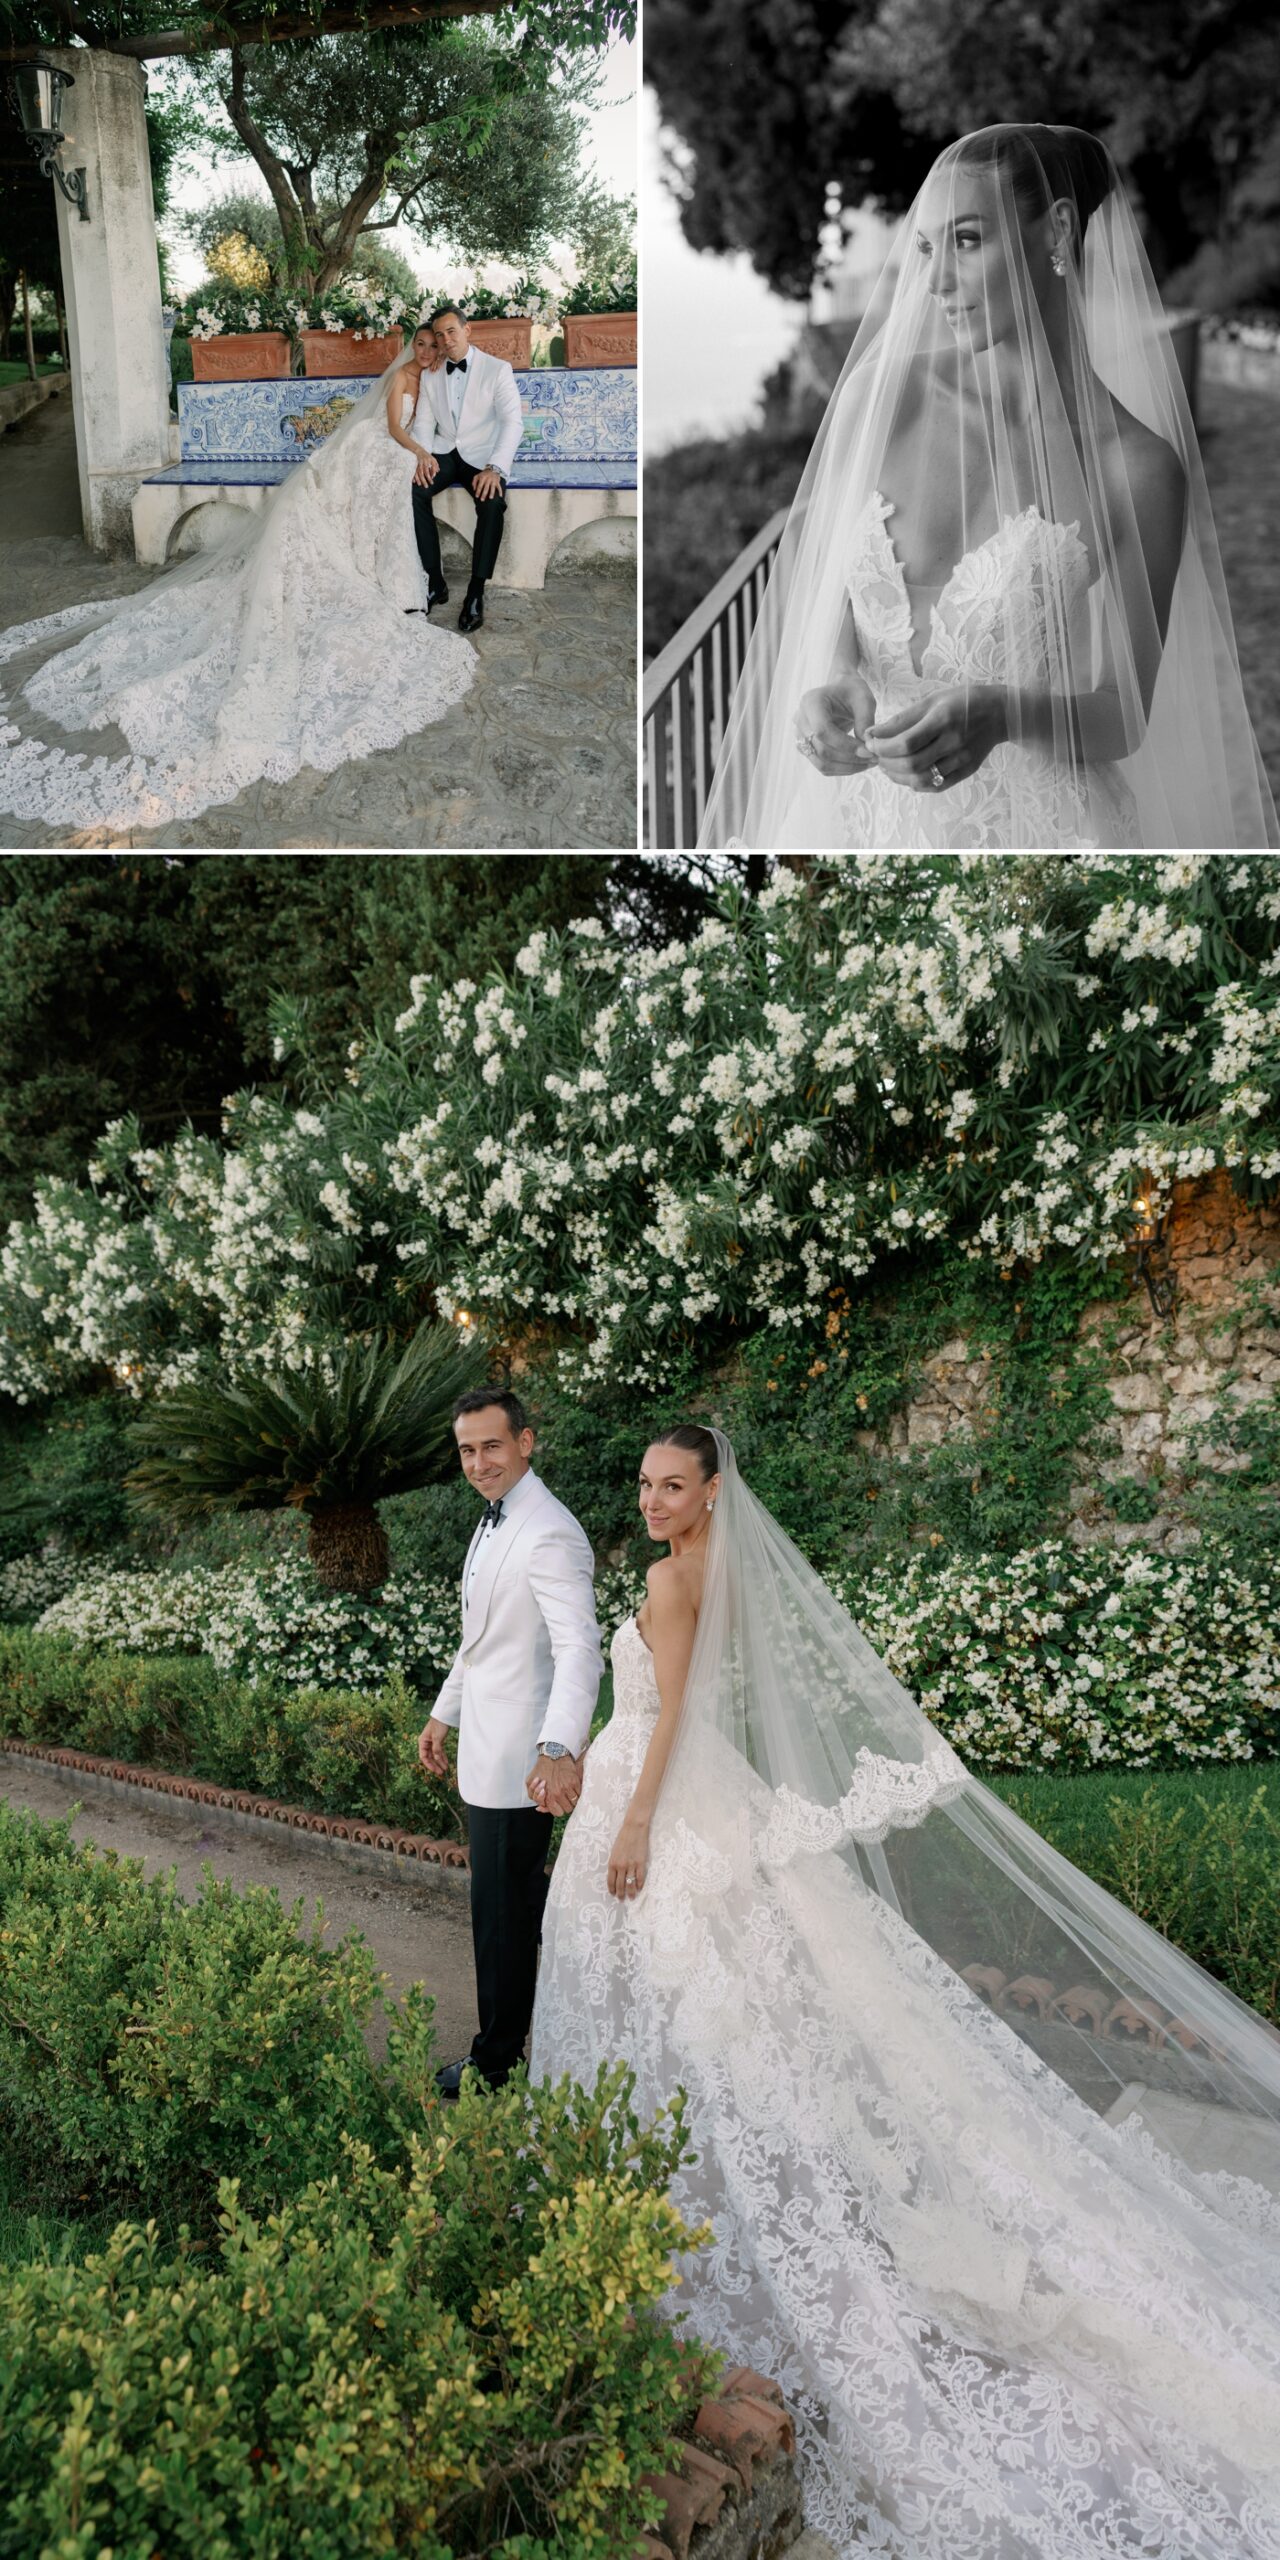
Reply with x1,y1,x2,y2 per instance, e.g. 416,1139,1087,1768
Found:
407,305,524,633
418,1389,601,2097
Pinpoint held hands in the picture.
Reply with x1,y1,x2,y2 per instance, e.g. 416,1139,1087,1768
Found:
794,679,879,777
866,685,1007,792
526,1752,583,1818
412,447,439,488
418,1716,451,1778
607,1813,651,1900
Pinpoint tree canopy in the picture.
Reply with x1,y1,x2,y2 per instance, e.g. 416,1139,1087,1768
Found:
646,0,1280,296
187,21,593,290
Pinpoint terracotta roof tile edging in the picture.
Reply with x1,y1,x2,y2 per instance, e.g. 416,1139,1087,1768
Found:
0,1736,471,1872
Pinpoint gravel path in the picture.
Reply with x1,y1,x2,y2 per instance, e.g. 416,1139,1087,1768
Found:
1,1754,479,2068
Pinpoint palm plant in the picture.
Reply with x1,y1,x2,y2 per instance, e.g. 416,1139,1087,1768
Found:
125,1321,486,1595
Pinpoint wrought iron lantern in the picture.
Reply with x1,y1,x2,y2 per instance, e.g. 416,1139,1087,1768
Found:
1130,1188,1177,1319
10,57,90,222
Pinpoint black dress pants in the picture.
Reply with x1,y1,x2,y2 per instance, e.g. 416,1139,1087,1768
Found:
411,449,506,592
465,1803,554,2085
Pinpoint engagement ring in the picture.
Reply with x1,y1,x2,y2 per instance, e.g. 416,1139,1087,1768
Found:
929,763,947,790
798,731,821,759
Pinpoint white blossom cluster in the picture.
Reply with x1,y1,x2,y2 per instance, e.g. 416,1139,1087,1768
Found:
33,1555,646,1697
18,1535,1274,1771
0,1545,81,1619
0,856,1276,1399
840,1537,1280,1769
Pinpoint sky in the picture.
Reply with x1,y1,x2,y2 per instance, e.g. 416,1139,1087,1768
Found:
642,85,803,455
158,33,637,301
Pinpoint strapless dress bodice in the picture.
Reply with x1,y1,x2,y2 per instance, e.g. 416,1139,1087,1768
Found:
609,1614,662,1726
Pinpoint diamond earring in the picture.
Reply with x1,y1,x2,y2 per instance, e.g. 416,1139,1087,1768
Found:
1051,250,1067,277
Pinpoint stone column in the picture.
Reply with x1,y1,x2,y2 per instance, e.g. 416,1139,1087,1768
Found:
49,47,171,557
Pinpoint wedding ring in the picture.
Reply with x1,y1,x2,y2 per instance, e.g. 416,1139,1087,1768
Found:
929,763,947,790
798,730,820,759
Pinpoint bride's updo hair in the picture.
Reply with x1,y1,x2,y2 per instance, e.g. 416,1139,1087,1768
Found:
651,1422,719,1479
949,123,1115,251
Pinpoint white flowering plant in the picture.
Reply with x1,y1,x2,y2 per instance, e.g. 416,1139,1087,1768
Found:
17,1537,1275,1770
840,1535,1280,1769
0,856,1276,1407
301,276,410,340
182,282,288,339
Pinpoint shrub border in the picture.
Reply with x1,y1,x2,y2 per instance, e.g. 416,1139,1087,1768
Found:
0,1736,472,1880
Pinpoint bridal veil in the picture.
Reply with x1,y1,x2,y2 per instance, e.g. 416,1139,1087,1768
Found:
697,124,1277,851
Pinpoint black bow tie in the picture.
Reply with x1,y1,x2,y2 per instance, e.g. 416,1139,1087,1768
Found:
446,357,468,374
479,1497,504,1528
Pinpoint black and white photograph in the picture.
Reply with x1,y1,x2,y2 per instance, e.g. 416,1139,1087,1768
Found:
643,0,1280,851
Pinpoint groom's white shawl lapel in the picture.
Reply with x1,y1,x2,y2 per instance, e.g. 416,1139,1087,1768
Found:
461,1476,544,1647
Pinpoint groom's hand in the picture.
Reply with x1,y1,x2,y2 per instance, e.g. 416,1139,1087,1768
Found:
527,1752,582,1817
413,449,439,488
472,467,503,503
418,1717,451,1778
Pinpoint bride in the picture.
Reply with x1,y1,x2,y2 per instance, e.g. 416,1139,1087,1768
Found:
531,1423,1280,2558
697,124,1278,850
0,324,475,837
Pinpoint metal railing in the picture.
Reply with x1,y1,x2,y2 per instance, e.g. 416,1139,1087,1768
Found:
643,505,788,849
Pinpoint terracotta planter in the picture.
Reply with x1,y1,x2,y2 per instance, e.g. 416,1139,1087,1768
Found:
190,331,291,381
464,317,533,367
562,311,636,369
300,325,404,378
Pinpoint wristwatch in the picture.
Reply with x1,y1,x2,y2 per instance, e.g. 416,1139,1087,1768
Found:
538,1740,571,1759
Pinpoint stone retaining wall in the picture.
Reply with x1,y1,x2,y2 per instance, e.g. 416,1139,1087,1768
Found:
0,373,69,432
855,1171,1280,1553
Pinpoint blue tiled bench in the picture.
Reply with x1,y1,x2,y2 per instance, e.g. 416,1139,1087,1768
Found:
133,368,637,586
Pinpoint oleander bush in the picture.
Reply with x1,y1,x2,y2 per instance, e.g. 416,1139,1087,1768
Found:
0,856,1276,1404
0,1812,716,2557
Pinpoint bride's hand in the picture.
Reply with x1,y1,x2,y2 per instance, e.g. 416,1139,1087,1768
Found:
866,686,1007,791
794,682,878,778
607,1814,651,1900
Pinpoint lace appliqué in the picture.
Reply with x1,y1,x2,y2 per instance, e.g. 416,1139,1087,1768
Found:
0,408,475,835
531,1615,1280,2560
834,491,1141,852
757,1739,969,1864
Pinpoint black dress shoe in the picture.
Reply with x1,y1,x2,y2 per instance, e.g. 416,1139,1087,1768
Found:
458,587,485,633
434,2056,493,2101
428,579,449,608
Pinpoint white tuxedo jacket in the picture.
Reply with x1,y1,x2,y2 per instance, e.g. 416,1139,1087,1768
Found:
411,346,523,482
431,1472,602,1810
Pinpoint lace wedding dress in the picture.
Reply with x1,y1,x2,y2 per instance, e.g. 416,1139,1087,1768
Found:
834,492,1140,851
531,1615,1280,2560
0,388,475,836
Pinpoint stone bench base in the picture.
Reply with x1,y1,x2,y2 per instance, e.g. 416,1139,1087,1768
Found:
131,474,635,587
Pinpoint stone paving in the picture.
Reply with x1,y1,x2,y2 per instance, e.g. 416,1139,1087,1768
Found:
0,394,637,852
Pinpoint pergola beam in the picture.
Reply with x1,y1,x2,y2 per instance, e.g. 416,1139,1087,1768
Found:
2,0,506,63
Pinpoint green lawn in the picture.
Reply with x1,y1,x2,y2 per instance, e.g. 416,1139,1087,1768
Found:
0,358,64,388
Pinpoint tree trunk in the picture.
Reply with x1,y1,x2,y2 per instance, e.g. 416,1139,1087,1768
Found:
0,273,15,363
20,272,37,382
306,1501,391,1595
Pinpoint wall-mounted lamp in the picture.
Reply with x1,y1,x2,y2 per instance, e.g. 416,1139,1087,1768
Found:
10,57,90,222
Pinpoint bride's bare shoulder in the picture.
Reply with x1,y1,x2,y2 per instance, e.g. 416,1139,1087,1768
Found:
1100,391,1187,530
646,1553,701,1624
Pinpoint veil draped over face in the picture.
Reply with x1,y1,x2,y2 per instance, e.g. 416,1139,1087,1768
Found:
0,346,475,836
662,1435,1280,2314
697,125,1277,852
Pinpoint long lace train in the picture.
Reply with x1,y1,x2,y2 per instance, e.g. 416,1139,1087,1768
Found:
531,1617,1280,2559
